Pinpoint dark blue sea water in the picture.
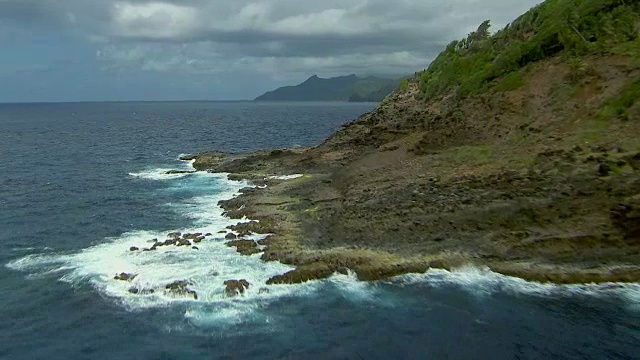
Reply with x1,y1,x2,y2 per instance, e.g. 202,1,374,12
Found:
1,101,639,360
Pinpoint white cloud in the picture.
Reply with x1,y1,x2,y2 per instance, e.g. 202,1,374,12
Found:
0,0,544,78
110,2,199,39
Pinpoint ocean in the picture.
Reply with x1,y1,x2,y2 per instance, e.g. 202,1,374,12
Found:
0,101,639,359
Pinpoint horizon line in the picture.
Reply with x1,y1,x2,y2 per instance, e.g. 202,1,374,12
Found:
0,99,253,105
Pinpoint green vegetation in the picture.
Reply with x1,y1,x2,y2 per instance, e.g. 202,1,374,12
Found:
398,79,410,92
597,78,640,121
418,0,640,99
494,71,525,92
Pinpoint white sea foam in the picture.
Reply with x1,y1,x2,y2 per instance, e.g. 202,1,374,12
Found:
267,174,304,180
389,266,640,307
5,170,323,325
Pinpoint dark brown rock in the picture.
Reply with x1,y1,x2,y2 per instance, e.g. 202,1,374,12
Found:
114,272,137,281
162,239,177,246
167,232,181,238
183,233,202,240
177,239,191,247
223,279,250,296
597,163,611,177
225,233,237,240
266,262,333,285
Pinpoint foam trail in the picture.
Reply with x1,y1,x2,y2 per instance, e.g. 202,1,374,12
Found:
128,158,197,180
128,169,189,180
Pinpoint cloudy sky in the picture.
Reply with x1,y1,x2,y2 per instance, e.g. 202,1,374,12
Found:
0,0,542,102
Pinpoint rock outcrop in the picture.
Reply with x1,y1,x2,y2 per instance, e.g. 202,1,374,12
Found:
164,280,198,300
223,279,250,297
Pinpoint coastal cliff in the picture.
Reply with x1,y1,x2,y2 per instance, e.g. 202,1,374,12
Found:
188,0,640,284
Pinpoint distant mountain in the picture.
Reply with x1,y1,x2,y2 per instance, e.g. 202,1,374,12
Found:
254,74,398,102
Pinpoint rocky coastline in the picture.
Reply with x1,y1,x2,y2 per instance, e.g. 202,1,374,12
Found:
180,142,640,286
181,54,640,286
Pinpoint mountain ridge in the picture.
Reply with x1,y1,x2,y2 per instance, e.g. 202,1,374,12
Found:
254,74,398,102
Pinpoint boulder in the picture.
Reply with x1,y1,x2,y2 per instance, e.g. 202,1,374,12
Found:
114,272,137,281
177,239,191,247
167,232,181,238
193,236,205,243
224,279,250,297
165,170,196,174
205,233,212,236
164,280,198,299
162,239,177,246
611,198,640,240
192,246,199,250
129,246,139,251
225,233,237,240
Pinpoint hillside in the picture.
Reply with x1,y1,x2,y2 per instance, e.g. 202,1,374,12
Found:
254,74,397,102
191,0,640,284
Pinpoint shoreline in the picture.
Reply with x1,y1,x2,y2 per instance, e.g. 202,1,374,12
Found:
183,148,640,285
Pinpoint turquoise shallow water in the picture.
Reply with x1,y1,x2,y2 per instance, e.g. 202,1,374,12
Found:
1,101,639,360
